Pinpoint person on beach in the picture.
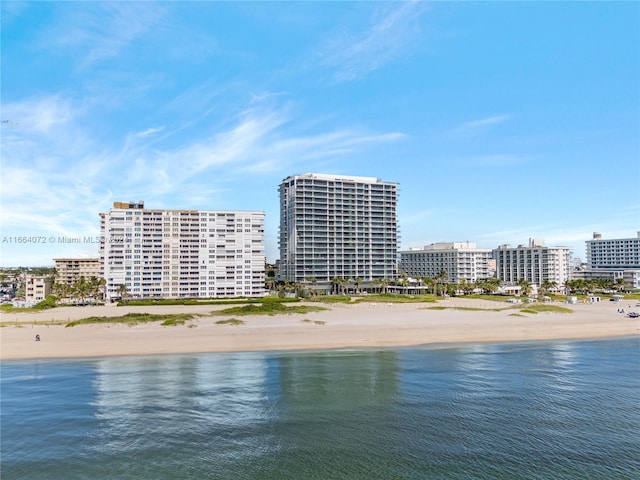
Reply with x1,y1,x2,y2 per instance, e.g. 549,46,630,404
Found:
35,334,41,342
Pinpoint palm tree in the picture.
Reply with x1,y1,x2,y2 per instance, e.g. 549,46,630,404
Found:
265,278,277,294
615,278,627,293
117,284,129,304
427,276,439,296
354,277,362,294
517,278,532,297
380,277,390,294
74,276,90,305
89,277,106,303
53,281,72,301
331,277,341,295
300,276,317,298
436,270,449,297
459,278,474,295
539,279,557,296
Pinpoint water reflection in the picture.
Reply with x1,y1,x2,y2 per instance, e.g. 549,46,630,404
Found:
89,350,400,463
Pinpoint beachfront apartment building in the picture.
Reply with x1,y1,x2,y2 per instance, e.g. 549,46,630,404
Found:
581,232,640,290
278,173,399,284
399,242,492,283
100,201,266,301
24,275,52,304
54,258,101,286
494,238,572,288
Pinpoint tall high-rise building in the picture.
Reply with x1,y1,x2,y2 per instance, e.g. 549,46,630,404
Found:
494,238,572,287
278,173,399,283
100,201,265,301
399,242,492,283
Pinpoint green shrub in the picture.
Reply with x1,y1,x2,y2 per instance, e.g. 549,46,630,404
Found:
212,303,326,316
66,312,196,327
33,295,59,310
215,318,245,325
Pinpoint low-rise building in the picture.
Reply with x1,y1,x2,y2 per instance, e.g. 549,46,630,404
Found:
54,258,101,285
24,275,52,304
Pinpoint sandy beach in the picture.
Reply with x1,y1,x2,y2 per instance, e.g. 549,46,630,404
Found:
1,298,638,360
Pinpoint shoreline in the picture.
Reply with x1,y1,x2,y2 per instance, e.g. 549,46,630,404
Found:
2,335,639,365
2,298,639,361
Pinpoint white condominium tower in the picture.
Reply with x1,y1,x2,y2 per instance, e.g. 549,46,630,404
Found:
586,232,640,270
400,242,492,283
279,173,399,283
583,232,640,289
494,238,572,287
100,201,265,301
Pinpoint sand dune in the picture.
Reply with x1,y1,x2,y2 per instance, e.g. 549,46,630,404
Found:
1,298,638,360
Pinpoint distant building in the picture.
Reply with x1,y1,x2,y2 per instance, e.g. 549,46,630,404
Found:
400,242,492,283
581,232,640,289
278,173,399,284
24,275,52,304
494,238,572,288
100,201,266,301
54,258,101,285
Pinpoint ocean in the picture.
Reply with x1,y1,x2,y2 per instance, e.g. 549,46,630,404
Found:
1,337,639,479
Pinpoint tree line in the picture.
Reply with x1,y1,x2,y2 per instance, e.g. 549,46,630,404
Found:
52,276,106,305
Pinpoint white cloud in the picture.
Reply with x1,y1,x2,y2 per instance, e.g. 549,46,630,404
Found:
316,1,427,82
54,2,167,67
127,103,407,190
448,114,511,139
0,88,406,265
1,95,76,136
134,127,165,138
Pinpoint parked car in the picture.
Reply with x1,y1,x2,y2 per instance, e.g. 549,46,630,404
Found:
627,312,639,318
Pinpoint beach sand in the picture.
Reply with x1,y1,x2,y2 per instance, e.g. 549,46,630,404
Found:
1,298,638,360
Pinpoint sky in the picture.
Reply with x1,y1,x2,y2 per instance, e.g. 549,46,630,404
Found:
1,1,639,267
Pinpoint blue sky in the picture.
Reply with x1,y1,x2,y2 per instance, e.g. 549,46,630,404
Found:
1,1,638,267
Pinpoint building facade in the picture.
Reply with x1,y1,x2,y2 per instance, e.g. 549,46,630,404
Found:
494,238,572,288
400,242,492,283
24,275,52,304
582,232,640,289
100,202,266,301
278,173,399,283
54,258,101,285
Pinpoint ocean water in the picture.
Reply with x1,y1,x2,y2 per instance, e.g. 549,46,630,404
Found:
1,337,639,479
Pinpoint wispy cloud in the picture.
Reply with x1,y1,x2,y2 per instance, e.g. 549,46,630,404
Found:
1,95,76,136
54,2,166,67
448,114,511,139
1,95,113,247
128,103,407,189
316,1,427,82
134,127,165,138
